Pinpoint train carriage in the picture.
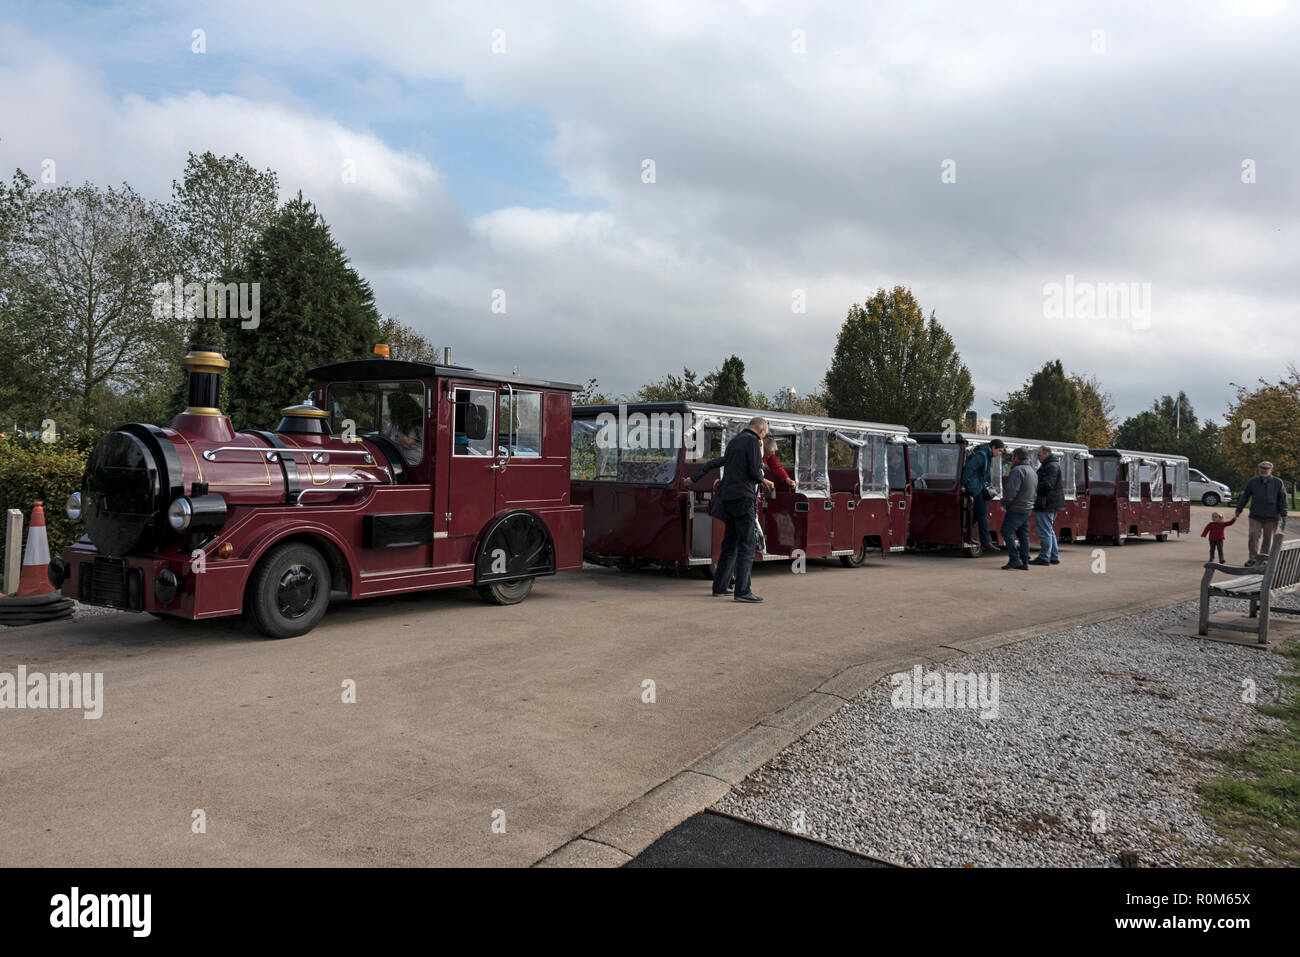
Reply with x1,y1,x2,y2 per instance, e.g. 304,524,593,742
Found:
50,344,584,637
906,433,1091,557
570,402,910,573
1087,450,1190,544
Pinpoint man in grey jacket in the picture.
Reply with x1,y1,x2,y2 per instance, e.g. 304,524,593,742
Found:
999,447,1038,570
1236,460,1288,564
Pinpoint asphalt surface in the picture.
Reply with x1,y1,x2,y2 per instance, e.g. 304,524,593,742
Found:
624,811,889,867
0,506,1245,866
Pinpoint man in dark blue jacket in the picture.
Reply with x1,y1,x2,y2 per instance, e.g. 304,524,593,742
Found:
685,417,773,601
960,438,1004,551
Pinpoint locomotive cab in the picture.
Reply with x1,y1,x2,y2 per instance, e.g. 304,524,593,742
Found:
54,345,584,638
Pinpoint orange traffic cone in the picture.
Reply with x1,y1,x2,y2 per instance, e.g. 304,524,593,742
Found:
17,501,57,596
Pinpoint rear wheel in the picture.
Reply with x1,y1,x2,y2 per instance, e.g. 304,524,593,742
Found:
1202,492,1220,507
247,542,330,638
1156,532,1169,542
477,577,534,605
963,543,982,558
1112,534,1125,546
693,562,717,580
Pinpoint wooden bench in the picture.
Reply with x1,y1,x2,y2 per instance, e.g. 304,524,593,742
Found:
1199,533,1300,644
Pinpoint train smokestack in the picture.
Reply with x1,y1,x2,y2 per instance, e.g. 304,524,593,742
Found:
172,344,235,441
181,344,229,416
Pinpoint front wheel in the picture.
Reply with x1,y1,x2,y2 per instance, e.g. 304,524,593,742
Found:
1156,532,1169,542
963,543,982,558
477,577,534,605
1202,492,1220,507
1112,534,1125,546
247,542,330,638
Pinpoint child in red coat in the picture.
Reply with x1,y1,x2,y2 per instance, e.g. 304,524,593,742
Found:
1201,512,1236,563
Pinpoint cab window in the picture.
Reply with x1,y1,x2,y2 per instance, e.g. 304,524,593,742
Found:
454,388,496,456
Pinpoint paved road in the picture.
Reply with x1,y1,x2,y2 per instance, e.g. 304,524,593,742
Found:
0,507,1242,866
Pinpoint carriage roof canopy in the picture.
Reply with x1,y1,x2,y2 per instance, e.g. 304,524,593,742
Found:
308,358,582,392
573,401,909,435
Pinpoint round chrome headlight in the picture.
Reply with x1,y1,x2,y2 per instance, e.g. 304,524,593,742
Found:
65,491,82,522
167,497,193,532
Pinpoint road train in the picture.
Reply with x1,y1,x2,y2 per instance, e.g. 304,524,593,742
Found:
49,345,1192,637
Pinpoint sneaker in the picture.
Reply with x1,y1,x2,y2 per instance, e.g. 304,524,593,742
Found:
1029,558,1051,566
1000,561,1023,570
1049,558,1060,565
733,592,763,603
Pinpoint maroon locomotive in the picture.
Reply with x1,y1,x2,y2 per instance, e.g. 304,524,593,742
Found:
50,344,584,637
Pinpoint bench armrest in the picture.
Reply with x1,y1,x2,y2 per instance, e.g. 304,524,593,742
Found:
1202,562,1256,575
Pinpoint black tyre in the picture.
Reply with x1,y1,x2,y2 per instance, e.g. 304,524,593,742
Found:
1156,532,1169,542
1112,534,1125,546
1202,492,1220,507
247,542,330,638
840,538,871,567
477,577,534,605
693,562,717,580
963,543,982,558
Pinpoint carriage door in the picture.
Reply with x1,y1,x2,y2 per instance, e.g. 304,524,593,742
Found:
689,424,724,562
446,386,499,548
886,439,911,551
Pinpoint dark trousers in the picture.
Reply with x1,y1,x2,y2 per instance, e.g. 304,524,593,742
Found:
1209,540,1225,563
1001,510,1031,565
715,496,757,596
971,493,991,546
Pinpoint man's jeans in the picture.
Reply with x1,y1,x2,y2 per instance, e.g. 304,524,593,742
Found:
971,493,991,547
715,496,758,596
1248,517,1279,563
1034,510,1059,562
1001,510,1031,565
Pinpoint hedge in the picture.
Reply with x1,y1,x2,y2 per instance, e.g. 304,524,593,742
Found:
0,435,91,565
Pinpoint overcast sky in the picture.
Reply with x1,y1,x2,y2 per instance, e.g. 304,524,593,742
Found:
2,0,1296,425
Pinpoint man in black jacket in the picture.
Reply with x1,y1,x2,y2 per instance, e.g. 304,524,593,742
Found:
1030,446,1065,566
1236,461,1289,564
685,417,773,602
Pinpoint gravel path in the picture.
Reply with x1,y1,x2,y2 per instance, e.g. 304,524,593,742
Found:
716,597,1296,867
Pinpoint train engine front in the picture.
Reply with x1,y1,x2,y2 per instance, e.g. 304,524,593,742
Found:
50,345,395,636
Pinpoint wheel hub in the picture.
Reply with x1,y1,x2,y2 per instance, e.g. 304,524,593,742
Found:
277,564,318,619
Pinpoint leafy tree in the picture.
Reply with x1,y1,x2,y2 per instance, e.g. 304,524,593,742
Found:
823,286,974,430
164,153,280,413
1070,373,1117,448
771,388,828,417
995,360,1083,440
13,181,179,429
0,169,50,428
1218,368,1300,492
573,377,614,405
637,367,716,402
379,316,441,363
710,355,752,407
223,193,381,430
168,151,280,287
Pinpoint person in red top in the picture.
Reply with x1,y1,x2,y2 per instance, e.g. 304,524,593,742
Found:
763,437,796,491
1201,511,1236,563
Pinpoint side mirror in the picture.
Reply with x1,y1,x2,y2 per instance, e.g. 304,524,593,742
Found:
466,403,489,441
457,401,490,441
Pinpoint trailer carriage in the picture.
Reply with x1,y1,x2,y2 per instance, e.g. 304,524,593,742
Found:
906,433,1092,557
1086,449,1189,544
570,402,911,574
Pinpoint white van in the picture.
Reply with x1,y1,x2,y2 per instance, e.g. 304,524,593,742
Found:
1189,468,1232,506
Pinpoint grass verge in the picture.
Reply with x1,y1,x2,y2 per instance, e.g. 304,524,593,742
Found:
1197,638,1300,866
